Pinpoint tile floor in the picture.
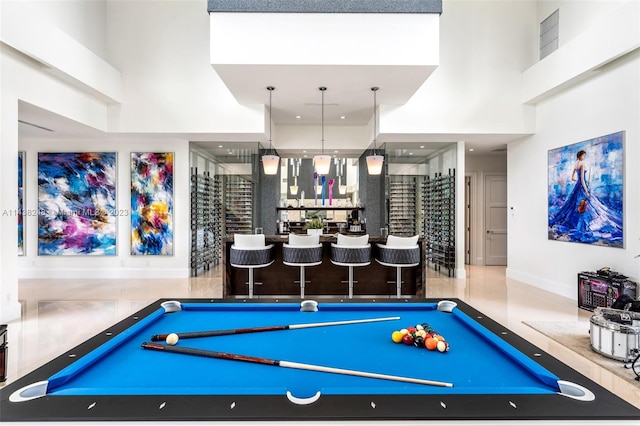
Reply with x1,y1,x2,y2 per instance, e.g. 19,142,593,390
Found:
2,265,639,412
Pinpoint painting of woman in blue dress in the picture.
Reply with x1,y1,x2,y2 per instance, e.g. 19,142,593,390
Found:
548,131,624,248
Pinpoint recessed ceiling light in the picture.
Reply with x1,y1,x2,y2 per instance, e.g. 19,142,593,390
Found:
409,152,414,155
218,145,223,148
334,150,338,153
340,116,346,120
420,145,424,149
303,150,307,153
296,115,302,119
469,148,475,152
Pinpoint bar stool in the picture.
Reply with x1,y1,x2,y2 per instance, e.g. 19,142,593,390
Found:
282,233,323,299
229,234,275,298
375,235,420,298
330,234,371,299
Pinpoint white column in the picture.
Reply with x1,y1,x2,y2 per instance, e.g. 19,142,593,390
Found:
0,95,22,323
455,141,467,280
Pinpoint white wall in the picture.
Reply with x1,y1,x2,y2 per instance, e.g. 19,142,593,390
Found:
507,51,640,298
17,138,191,279
23,0,108,57
381,0,538,137
507,0,640,299
105,0,264,134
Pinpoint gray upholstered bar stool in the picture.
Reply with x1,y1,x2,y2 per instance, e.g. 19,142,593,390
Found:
282,233,323,299
229,234,275,298
375,235,420,298
330,234,371,299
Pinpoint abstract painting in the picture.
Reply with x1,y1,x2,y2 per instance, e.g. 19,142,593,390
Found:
18,152,24,256
38,152,117,255
131,152,174,255
548,131,624,248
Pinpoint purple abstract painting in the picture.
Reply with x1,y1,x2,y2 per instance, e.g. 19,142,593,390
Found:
38,152,117,255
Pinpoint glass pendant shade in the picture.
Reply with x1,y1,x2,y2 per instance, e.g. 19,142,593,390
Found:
262,86,279,175
367,86,384,175
338,176,347,194
262,154,280,175
314,155,331,175
366,154,384,175
314,87,330,175
290,185,299,195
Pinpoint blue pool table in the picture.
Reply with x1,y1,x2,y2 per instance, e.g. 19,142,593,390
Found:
1,298,639,422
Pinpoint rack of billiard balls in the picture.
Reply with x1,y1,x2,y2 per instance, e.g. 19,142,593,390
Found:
391,323,450,352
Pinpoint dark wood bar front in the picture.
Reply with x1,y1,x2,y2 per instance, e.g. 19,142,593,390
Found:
223,235,425,298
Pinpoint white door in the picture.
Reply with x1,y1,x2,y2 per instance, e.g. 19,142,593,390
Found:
484,174,507,266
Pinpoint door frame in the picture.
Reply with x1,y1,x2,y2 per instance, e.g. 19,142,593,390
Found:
464,173,476,265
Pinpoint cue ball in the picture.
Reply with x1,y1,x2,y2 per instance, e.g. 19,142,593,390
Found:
166,333,179,345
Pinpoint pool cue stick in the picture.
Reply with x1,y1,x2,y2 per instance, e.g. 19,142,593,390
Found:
141,342,453,388
150,316,401,341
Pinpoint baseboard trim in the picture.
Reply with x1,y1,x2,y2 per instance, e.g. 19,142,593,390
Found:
18,268,190,279
506,267,576,300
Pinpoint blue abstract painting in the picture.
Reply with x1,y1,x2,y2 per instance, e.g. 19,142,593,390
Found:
18,152,24,256
38,152,117,255
548,131,624,248
131,152,174,255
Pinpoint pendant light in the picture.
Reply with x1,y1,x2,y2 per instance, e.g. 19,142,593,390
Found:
366,86,384,175
290,178,298,195
314,86,331,175
338,176,347,195
262,86,280,175
289,159,299,195
337,158,347,194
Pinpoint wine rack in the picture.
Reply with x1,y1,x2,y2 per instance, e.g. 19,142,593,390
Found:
190,169,219,276
212,175,223,262
388,178,417,236
423,169,455,276
224,176,253,235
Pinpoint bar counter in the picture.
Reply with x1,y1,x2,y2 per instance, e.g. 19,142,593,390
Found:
223,235,425,298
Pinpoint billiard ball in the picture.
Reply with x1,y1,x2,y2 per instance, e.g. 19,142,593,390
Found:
437,340,450,352
166,333,179,345
391,331,404,343
424,337,437,350
402,334,414,345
